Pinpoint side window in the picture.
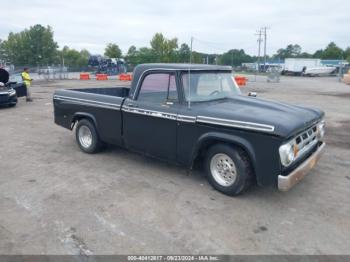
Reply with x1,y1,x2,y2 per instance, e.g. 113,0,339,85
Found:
138,73,178,103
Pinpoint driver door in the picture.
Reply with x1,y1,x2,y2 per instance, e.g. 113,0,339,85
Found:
123,72,179,161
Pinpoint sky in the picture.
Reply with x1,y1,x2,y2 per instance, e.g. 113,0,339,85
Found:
1,0,349,56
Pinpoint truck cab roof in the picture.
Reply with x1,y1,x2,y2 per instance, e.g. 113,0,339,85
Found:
134,63,232,72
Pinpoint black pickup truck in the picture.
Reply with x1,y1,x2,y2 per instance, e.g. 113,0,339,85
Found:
53,64,326,195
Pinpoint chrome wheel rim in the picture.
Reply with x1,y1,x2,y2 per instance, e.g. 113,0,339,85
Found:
78,125,92,148
210,153,237,187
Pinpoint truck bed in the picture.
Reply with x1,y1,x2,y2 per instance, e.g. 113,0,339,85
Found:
54,86,130,109
69,87,130,97
53,87,130,145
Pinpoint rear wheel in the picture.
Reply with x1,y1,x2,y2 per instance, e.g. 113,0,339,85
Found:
75,119,102,154
205,144,254,196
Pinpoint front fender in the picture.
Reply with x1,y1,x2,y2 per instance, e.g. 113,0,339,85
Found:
191,132,257,170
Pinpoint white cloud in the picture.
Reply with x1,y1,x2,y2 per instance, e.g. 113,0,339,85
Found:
1,0,349,55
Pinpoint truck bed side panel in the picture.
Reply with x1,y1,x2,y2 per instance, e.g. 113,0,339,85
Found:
53,89,125,146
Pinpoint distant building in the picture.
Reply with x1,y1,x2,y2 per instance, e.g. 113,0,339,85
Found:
320,60,348,66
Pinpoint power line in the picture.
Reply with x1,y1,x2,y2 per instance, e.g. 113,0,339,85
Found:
192,37,257,54
191,38,229,54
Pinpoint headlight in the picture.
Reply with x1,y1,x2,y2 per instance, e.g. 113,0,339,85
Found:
8,89,16,96
317,120,325,140
279,141,297,167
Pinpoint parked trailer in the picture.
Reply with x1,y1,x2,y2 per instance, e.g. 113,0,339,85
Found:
282,58,321,76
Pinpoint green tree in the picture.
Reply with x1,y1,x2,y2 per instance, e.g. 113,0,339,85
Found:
0,39,8,63
150,33,178,62
125,45,140,65
104,43,122,58
137,47,157,63
60,46,90,70
344,47,350,62
298,52,313,58
178,43,191,63
127,45,137,56
2,24,58,66
274,44,302,59
77,49,90,68
191,51,206,64
321,42,343,59
220,49,253,66
150,33,166,60
313,49,324,58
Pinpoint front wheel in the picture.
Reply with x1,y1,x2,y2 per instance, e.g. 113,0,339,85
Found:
75,119,102,154
205,144,254,196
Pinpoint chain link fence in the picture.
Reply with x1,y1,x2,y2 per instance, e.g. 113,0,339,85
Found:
37,66,69,80
5,64,129,80
7,65,81,80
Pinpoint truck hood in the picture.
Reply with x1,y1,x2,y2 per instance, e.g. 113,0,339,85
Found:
0,68,9,84
195,96,324,138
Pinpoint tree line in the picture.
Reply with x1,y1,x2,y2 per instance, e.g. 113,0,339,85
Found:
273,43,350,61
0,24,349,70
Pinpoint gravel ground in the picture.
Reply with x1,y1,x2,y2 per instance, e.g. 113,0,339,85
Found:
0,76,349,255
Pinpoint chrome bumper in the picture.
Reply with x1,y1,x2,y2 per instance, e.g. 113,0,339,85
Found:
278,142,326,191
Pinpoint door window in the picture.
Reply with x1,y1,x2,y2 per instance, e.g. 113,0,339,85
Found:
138,73,178,103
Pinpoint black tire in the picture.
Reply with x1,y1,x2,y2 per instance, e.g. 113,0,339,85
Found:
8,103,17,107
75,119,102,154
205,144,254,196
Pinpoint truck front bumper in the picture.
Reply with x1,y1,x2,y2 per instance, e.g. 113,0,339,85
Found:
278,142,326,191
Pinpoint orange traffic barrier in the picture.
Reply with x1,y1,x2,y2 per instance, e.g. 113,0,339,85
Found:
119,73,132,81
96,74,108,80
80,73,90,80
234,76,247,87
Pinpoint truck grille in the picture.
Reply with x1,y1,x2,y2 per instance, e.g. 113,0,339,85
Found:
295,125,318,159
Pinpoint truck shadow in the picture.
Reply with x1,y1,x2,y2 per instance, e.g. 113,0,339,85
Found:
101,144,277,200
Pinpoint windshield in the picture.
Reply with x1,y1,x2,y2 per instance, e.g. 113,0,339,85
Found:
9,74,23,83
182,72,241,102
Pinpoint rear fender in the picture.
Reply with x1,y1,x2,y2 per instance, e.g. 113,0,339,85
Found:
71,112,98,130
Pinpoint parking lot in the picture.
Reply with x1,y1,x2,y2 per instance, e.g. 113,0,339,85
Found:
0,76,349,255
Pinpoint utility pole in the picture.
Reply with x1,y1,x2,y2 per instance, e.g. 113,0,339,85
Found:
231,50,234,67
338,57,344,82
255,29,263,72
190,37,193,65
188,36,193,109
262,27,270,71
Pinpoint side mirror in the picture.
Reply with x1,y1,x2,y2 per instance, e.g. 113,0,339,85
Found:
248,92,257,97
